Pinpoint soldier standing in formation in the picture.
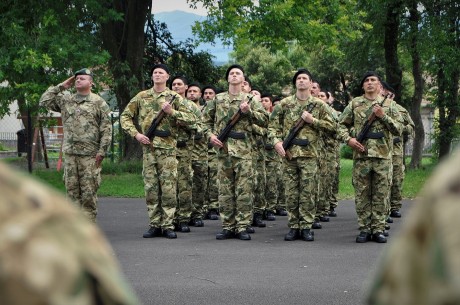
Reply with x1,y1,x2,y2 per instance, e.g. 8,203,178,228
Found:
338,71,401,243
39,68,112,222
268,68,335,241
120,64,197,239
203,64,268,240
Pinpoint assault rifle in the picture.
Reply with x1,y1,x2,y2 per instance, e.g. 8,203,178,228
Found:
145,95,176,140
356,94,389,144
282,102,316,159
216,96,254,144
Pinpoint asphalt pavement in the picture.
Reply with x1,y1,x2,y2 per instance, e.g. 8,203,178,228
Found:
97,198,415,305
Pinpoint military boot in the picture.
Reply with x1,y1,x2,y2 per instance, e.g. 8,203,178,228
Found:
252,213,266,228
265,210,276,221
312,219,322,229
284,229,300,241
142,227,162,238
372,232,387,243
301,229,314,241
328,208,337,217
356,231,371,243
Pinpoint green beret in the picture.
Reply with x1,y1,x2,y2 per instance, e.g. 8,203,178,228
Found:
74,68,93,78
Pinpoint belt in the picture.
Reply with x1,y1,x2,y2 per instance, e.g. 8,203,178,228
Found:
364,132,384,140
227,131,246,139
291,138,310,147
154,130,171,137
393,137,401,144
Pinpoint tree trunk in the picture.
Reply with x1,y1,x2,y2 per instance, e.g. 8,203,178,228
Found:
383,1,403,102
407,0,425,169
100,0,151,160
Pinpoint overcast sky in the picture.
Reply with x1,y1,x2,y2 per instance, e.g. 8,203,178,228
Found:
152,0,207,16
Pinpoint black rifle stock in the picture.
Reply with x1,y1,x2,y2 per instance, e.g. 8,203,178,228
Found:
145,95,176,140
216,96,254,144
356,95,388,144
282,103,316,159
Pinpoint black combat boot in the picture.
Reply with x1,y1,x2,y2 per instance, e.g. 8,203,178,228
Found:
356,231,371,243
276,208,288,216
265,211,276,221
236,230,251,240
163,229,177,239
253,213,266,228
284,229,300,241
246,226,255,234
319,215,330,222
207,209,219,220
216,229,234,240
390,210,401,218
386,216,394,223
178,222,190,233
301,229,314,241
142,227,162,238
312,219,322,229
372,232,387,243
328,208,337,217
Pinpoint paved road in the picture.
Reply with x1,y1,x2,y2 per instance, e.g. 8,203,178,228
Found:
97,198,415,305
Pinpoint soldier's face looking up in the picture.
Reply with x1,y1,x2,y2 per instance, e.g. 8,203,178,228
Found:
152,68,169,85
228,68,244,86
363,76,380,94
241,81,251,93
318,92,328,103
295,74,312,91
261,97,272,111
172,79,188,96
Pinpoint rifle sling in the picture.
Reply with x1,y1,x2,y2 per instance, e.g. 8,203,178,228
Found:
227,131,246,139
153,130,171,138
291,138,310,147
364,131,384,140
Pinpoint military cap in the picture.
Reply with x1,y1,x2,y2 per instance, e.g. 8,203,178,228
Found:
292,68,312,86
151,63,170,75
169,75,189,89
202,85,217,94
225,64,245,80
360,71,381,88
381,81,395,93
74,68,93,78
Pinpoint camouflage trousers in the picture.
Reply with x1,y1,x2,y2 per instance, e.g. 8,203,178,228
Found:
330,150,340,210
283,157,318,230
352,158,392,233
192,159,208,219
390,155,404,212
64,154,101,222
142,148,178,230
218,155,254,233
317,152,338,217
277,161,286,210
253,154,267,215
206,153,219,211
265,159,280,213
176,150,193,224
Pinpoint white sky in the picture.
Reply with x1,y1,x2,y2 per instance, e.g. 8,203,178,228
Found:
152,0,207,16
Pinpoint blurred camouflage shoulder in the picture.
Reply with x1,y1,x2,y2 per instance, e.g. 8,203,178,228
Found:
0,162,140,305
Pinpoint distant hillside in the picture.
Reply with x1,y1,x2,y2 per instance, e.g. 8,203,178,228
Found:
154,10,232,65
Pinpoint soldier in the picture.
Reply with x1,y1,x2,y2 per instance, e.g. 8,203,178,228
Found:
39,68,112,222
120,64,197,239
203,64,268,240
0,162,139,305
311,81,321,97
268,68,335,241
338,71,401,243
381,82,415,219
186,83,209,227
367,150,460,305
202,85,220,220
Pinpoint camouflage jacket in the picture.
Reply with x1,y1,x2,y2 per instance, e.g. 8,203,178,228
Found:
39,85,112,157
202,92,268,159
393,103,414,156
268,95,335,159
190,101,208,161
120,88,197,151
0,163,139,305
338,95,401,160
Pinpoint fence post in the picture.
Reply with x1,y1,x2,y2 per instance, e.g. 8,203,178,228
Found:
110,113,114,162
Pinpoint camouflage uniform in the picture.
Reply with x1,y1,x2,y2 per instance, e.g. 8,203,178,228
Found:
368,151,460,305
190,102,208,222
264,138,282,214
390,103,414,213
338,95,401,234
206,146,219,213
120,88,196,231
268,96,335,230
202,92,268,234
40,85,112,222
252,122,268,223
0,163,139,305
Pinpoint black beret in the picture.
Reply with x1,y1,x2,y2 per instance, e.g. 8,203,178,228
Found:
225,64,245,80
169,75,189,90
74,68,93,78
360,71,381,88
151,63,170,75
187,82,202,91
381,81,395,93
202,85,217,93
292,68,312,87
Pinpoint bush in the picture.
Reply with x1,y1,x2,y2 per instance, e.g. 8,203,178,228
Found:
102,160,143,175
340,144,353,159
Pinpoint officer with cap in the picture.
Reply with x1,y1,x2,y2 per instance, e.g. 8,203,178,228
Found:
40,68,112,222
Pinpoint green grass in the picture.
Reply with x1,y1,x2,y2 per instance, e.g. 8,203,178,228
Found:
338,157,436,199
15,157,436,199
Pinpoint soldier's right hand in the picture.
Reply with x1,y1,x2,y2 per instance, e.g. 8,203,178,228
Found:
135,133,151,145
274,142,286,157
210,134,223,148
348,138,365,153
61,76,75,89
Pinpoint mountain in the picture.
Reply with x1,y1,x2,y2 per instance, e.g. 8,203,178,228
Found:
154,10,232,65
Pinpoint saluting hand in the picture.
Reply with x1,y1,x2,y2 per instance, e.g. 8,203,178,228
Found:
61,76,75,89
